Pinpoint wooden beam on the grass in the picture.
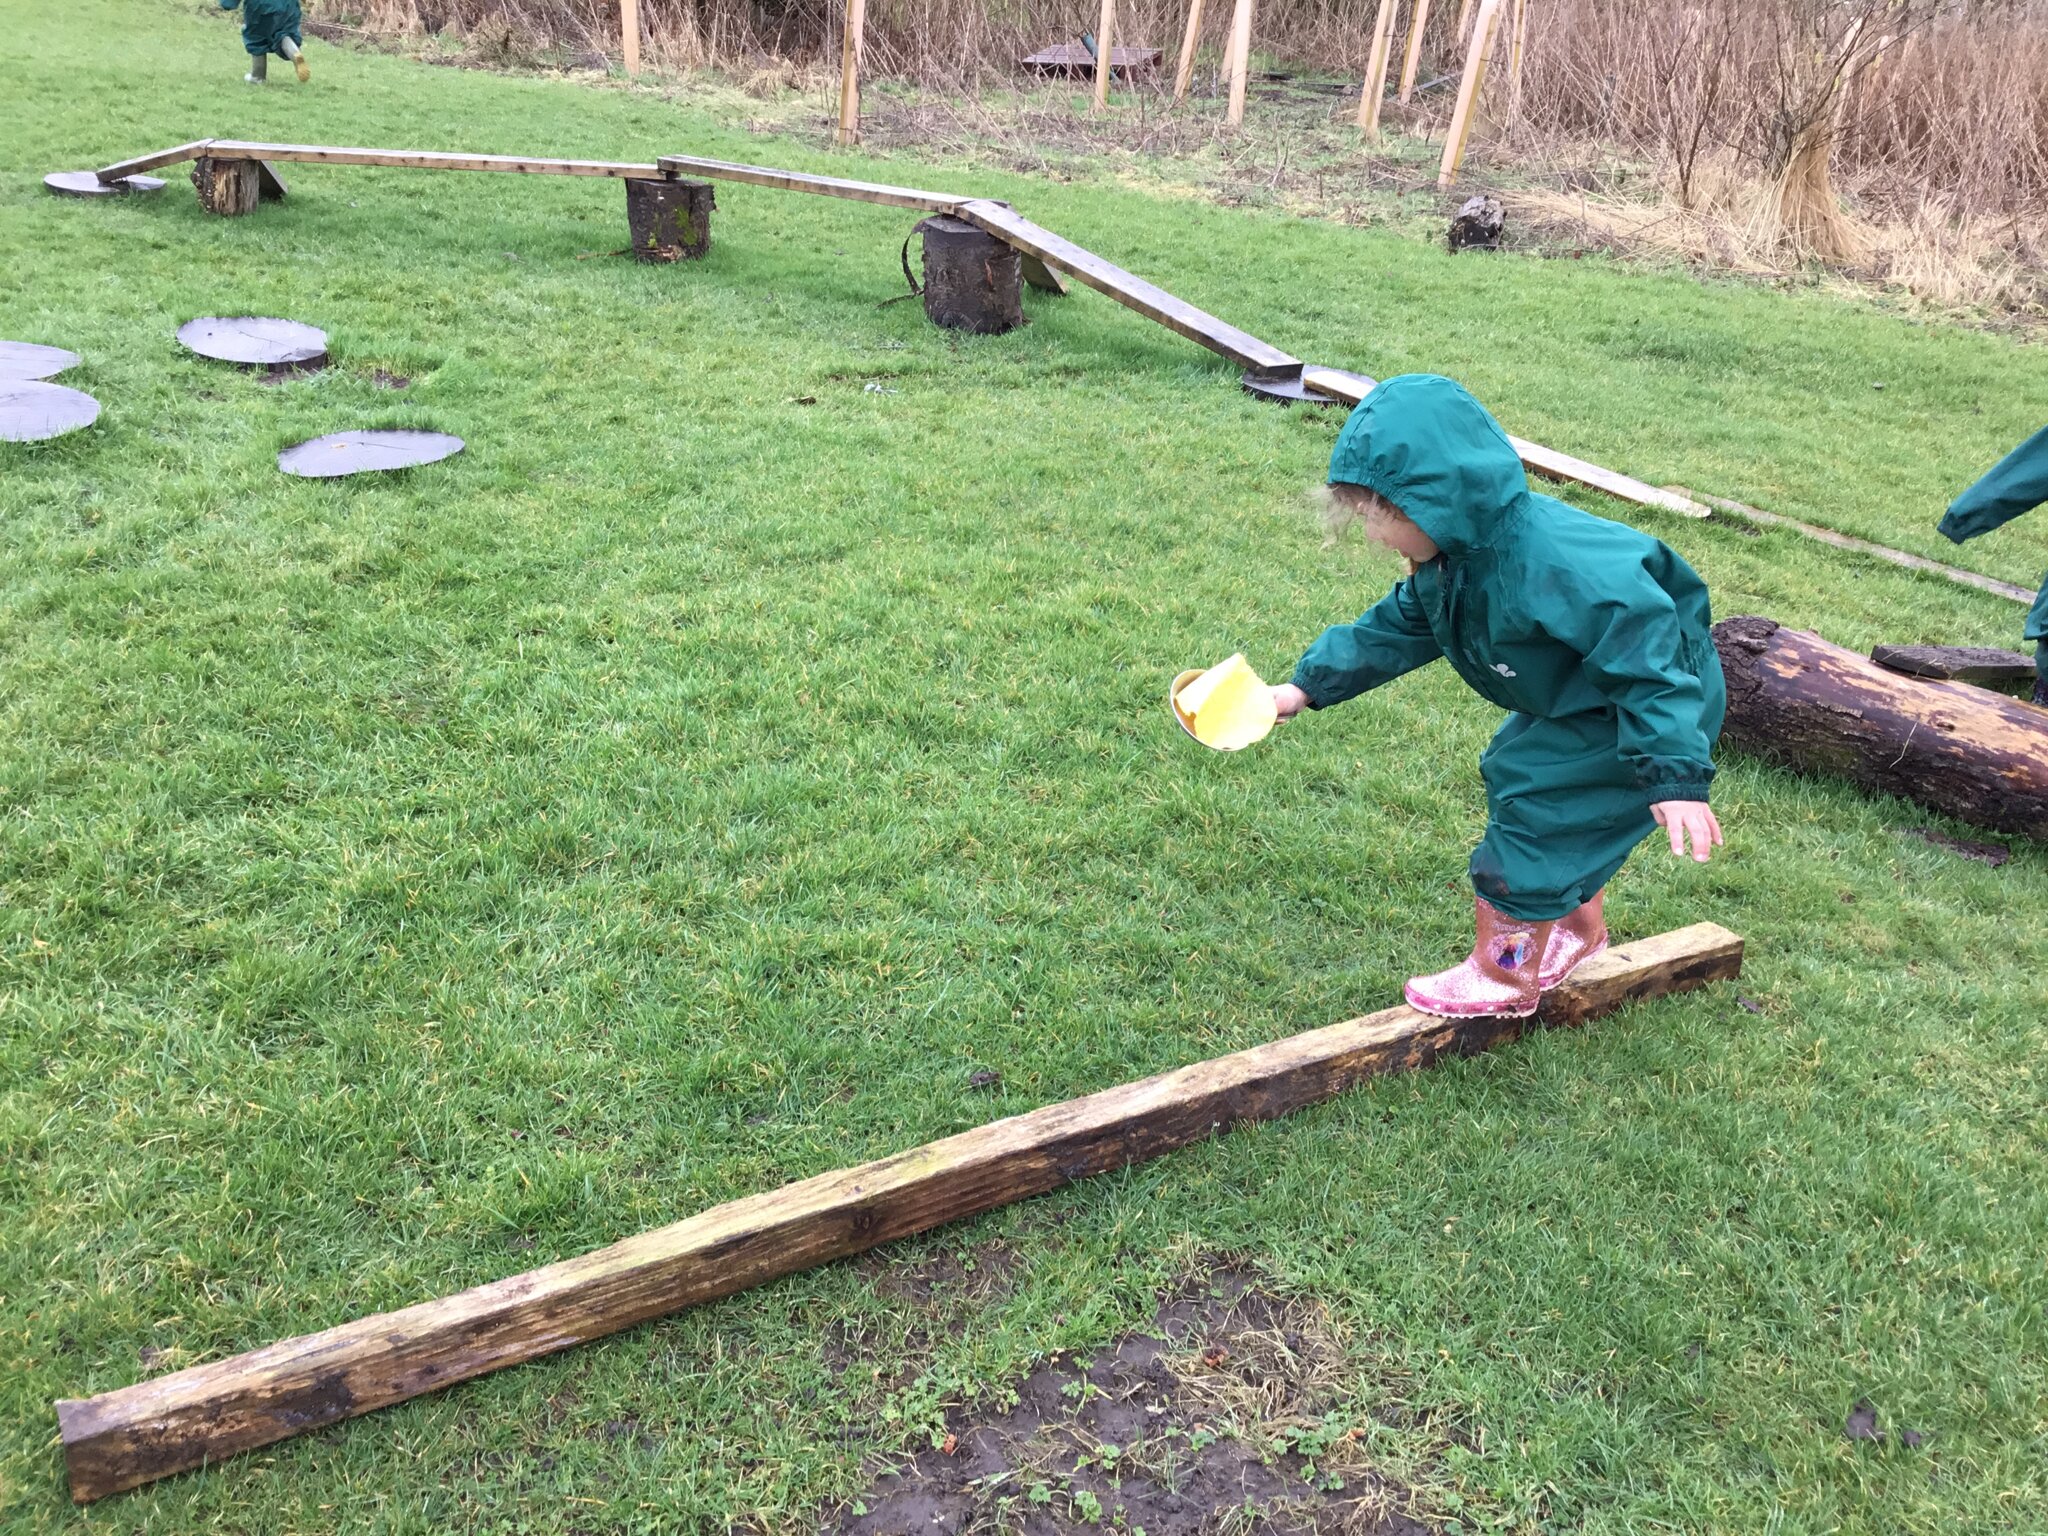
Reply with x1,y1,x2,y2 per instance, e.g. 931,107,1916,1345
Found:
203,141,670,178
1093,0,1117,110
1357,0,1398,134
1437,0,1503,186
620,0,641,76
656,153,966,213
1671,487,2037,605
94,141,213,183
1301,368,1709,518
56,923,1743,1502
1224,0,1253,125
1397,0,1430,102
1172,0,1205,101
958,198,1300,374
835,0,867,146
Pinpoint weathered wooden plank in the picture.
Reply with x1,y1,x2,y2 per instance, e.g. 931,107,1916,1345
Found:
56,923,1739,1502
1299,368,1707,516
95,140,213,183
1673,487,2036,606
1019,253,1069,294
203,141,670,178
1871,643,2038,691
958,200,1300,374
657,153,966,212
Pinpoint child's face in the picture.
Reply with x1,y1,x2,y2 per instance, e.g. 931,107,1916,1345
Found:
1330,483,1440,565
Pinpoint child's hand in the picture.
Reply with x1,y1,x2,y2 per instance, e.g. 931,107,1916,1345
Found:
1651,800,1723,862
1273,684,1310,721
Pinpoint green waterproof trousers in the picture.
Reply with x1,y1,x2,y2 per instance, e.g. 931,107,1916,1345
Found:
1473,674,1727,921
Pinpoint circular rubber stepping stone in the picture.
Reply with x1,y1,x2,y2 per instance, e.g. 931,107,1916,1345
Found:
0,380,101,442
1242,367,1376,406
44,170,166,197
278,430,464,478
177,317,330,371
0,340,82,381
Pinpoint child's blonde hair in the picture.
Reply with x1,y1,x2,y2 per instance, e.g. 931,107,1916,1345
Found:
1313,481,1415,569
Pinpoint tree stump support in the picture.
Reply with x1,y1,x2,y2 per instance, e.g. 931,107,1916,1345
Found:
1714,615,2048,840
625,176,714,261
191,156,261,217
916,216,1023,335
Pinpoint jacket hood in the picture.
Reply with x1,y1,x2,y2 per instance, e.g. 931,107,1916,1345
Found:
1326,374,1529,558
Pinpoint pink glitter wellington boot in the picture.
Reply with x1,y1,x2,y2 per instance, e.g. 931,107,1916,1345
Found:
1537,890,1609,990
1405,898,1556,1019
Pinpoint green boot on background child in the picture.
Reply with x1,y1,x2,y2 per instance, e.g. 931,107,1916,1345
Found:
220,0,310,83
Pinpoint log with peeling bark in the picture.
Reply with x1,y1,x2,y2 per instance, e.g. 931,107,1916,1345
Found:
1715,615,2048,839
56,922,1741,1502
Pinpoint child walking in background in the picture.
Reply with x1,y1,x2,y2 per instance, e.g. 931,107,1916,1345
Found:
1939,425,2048,707
1273,374,1726,1019
220,0,310,83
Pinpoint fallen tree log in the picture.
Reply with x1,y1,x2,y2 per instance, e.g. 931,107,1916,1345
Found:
56,922,1742,1502
1714,615,2048,839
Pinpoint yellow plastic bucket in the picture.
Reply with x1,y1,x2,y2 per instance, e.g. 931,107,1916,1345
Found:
1170,653,1278,752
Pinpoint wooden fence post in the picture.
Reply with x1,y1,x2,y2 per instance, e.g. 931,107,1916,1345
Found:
1172,0,1206,102
1396,0,1430,103
1225,0,1253,125
1507,0,1528,121
620,0,640,75
1437,0,1502,186
1093,0,1116,109
1357,0,1398,133
835,0,866,146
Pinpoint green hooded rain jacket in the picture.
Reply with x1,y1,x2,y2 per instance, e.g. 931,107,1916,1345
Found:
1937,425,2048,675
219,0,302,58
1291,374,1726,922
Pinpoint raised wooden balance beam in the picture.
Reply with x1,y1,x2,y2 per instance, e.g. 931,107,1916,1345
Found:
57,922,1741,1502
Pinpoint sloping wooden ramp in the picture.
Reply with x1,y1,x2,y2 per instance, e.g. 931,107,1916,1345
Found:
57,923,1741,1502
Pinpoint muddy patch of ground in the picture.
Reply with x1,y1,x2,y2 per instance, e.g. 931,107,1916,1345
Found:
824,1265,1434,1536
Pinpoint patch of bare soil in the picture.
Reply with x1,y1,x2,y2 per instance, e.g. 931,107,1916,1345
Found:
825,1265,1434,1536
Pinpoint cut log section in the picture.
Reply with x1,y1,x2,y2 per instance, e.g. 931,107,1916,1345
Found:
56,921,1741,1502
192,156,262,217
0,340,83,381
625,176,714,260
1714,615,2048,839
918,216,1025,334
44,171,164,198
1871,643,2039,695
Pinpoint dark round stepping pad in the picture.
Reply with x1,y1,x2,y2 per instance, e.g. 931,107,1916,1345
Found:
0,340,83,381
1242,367,1376,406
278,430,464,478
44,170,166,197
0,380,101,442
177,317,330,371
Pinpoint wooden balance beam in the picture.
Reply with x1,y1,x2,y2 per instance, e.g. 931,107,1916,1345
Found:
1300,368,1709,518
57,922,1741,1503
97,140,672,182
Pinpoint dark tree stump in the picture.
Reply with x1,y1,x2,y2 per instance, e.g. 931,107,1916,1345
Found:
1871,643,2037,696
916,216,1023,335
192,157,261,217
1447,194,1504,251
625,177,714,262
1714,614,2048,840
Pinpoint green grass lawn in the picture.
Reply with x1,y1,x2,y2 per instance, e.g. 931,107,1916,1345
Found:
5,2,2048,1532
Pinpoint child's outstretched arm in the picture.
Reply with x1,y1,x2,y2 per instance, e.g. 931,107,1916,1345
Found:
1278,577,1442,720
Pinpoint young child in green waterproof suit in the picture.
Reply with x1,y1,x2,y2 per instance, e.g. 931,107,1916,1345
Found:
220,0,310,83
1940,425,2048,707
1272,374,1726,1019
